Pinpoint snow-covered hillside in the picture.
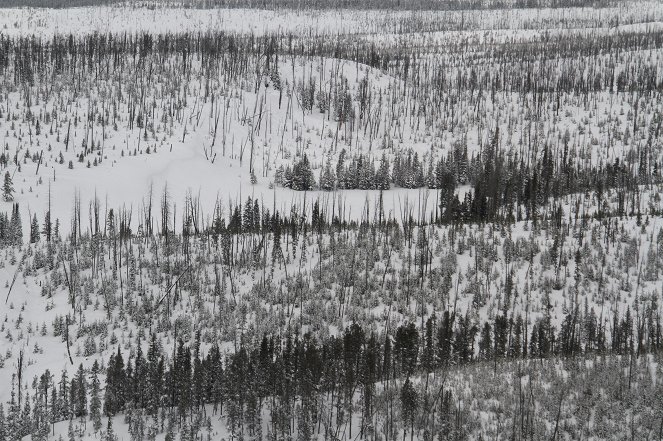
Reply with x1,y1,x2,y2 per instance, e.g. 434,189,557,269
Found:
0,1,662,440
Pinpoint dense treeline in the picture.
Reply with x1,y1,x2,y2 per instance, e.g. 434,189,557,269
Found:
0,0,121,6
0,21,660,207
4,300,661,440
0,3,662,440
2,27,663,94
0,175,661,439
278,127,658,225
0,0,617,10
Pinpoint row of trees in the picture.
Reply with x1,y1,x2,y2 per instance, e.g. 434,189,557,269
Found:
0,14,660,208
3,299,658,440
275,127,655,227
0,202,23,246
2,26,661,96
0,171,658,439
0,0,614,10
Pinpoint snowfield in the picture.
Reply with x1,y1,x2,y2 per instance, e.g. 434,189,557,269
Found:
0,0,662,440
0,2,662,37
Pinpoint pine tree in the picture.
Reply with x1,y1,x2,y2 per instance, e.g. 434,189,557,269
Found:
164,412,175,441
30,214,39,243
478,322,492,361
9,203,21,245
0,404,5,441
146,334,163,416
336,149,346,187
422,315,436,373
33,370,52,440
376,154,390,190
529,323,539,358
58,370,70,421
437,311,454,368
454,314,477,364
243,197,255,233
105,417,117,441
73,363,87,418
291,155,315,191
43,211,51,242
509,315,523,358
90,361,102,433
20,395,31,439
0,213,8,245
67,419,75,441
175,340,192,417
50,385,58,427
400,377,418,441
494,315,509,359
253,199,260,232
2,172,13,202
320,159,336,191
105,348,126,416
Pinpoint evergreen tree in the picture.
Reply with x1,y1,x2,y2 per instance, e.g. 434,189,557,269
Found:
422,314,436,373
291,155,315,191
30,214,40,243
73,363,87,418
437,311,454,368
105,348,126,416
105,417,117,441
0,404,5,441
478,322,492,361
90,361,102,433
43,211,52,242
320,158,336,191
9,203,21,245
376,153,390,190
509,315,523,359
2,172,13,202
146,334,163,416
454,314,477,364
494,315,509,359
400,377,418,441
395,323,419,377
58,370,70,421
67,419,75,441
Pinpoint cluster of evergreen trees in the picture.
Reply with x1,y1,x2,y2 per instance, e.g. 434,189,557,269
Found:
0,203,22,247
0,199,57,247
313,149,459,192
275,127,657,229
4,299,659,440
0,172,658,440
0,361,102,441
0,13,659,208
275,155,316,191
0,22,660,102
0,5,661,439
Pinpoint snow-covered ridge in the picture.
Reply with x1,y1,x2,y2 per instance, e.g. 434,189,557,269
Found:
0,2,662,37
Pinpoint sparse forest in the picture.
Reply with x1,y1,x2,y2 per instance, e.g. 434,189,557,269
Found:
0,0,662,440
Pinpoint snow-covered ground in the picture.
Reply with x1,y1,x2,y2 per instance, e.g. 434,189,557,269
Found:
0,1,657,237
0,1,662,37
0,1,662,439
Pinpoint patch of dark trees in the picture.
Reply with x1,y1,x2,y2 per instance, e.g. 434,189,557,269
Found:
12,299,656,441
0,0,617,11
